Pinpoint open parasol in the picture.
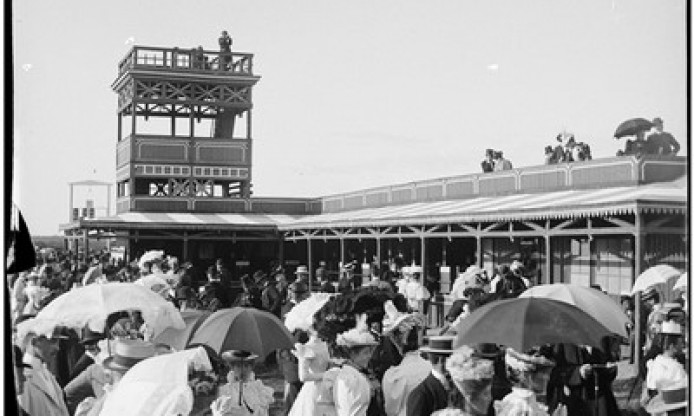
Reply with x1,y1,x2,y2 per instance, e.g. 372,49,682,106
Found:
284,292,333,333
631,264,681,294
520,283,629,338
152,310,212,351
673,272,688,291
614,117,653,138
16,282,185,342
99,346,212,416
453,297,614,352
188,307,293,357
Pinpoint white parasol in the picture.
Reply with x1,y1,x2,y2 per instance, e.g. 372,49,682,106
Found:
673,272,688,291
138,250,165,270
284,292,333,333
16,282,185,343
135,274,171,296
99,347,212,416
631,264,681,294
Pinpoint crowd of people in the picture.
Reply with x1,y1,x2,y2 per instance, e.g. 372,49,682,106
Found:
478,116,681,174
7,247,689,415
617,117,680,158
480,149,513,173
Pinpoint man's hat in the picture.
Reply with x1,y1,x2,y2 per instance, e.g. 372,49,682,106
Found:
473,343,503,359
420,335,456,356
102,339,155,373
295,265,309,275
653,117,663,125
221,349,258,364
80,326,106,345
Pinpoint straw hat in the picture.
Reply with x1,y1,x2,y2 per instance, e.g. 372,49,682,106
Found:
644,387,688,414
221,349,258,364
295,265,309,275
102,339,155,372
420,335,456,356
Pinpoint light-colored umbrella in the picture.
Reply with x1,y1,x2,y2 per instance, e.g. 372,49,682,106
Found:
135,274,171,296
673,272,688,291
138,250,165,270
16,282,185,342
189,307,293,357
100,346,211,416
284,292,333,333
153,310,212,351
453,297,614,352
631,264,681,294
520,283,629,338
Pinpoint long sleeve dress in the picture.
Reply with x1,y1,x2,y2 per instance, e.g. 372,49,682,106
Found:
334,364,373,416
289,337,336,416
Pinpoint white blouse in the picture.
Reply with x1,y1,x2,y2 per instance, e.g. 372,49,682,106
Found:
333,365,372,416
646,355,688,391
382,352,433,416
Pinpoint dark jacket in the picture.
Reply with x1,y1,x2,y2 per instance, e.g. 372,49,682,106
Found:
261,283,282,317
546,343,620,416
406,373,448,416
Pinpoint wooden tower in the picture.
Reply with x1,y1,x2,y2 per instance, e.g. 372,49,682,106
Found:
112,44,261,213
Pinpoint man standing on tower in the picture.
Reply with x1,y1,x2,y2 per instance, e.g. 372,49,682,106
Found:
219,30,233,70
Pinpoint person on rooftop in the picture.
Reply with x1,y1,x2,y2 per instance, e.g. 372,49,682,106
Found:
492,151,513,171
481,149,495,173
646,117,680,156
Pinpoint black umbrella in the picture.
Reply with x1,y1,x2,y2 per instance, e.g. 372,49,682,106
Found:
614,118,653,138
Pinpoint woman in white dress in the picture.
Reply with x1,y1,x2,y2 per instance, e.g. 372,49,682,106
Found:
288,326,336,416
332,328,379,416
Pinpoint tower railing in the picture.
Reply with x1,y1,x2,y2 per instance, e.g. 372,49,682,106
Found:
118,46,254,77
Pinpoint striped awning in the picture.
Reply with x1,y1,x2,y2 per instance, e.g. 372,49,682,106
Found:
278,176,687,230
65,212,304,231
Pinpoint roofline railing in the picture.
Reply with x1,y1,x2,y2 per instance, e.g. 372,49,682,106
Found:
118,46,254,77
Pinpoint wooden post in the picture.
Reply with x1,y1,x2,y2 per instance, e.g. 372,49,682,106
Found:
476,235,482,268
307,238,313,292
634,213,644,373
182,231,189,261
545,235,551,285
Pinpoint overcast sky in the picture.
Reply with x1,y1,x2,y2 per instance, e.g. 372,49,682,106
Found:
11,0,687,235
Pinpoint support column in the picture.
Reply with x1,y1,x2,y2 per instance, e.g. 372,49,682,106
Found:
545,235,551,285
69,184,75,222
278,235,285,265
83,229,90,256
476,235,482,268
376,236,381,266
183,231,189,261
420,236,426,269
339,237,345,266
634,213,644,373
307,238,313,292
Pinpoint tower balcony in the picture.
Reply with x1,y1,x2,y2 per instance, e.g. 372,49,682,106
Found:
117,45,254,78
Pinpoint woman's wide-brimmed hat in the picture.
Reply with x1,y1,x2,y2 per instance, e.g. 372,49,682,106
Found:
644,387,688,414
336,328,378,348
446,345,495,382
102,339,156,373
221,349,258,363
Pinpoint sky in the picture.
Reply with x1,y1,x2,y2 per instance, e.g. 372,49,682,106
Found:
11,0,688,235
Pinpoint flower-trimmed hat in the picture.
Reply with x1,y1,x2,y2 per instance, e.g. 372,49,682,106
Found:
335,328,378,348
446,345,495,382
382,300,426,334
